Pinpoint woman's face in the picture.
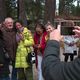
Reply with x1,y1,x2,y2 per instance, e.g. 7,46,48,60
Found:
36,26,43,35
15,22,22,29
46,25,54,33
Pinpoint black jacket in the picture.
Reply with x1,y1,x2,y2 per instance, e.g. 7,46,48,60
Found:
0,31,9,78
42,40,80,80
0,39,5,64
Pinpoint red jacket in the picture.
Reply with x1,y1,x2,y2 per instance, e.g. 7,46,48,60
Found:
33,31,47,67
34,31,47,55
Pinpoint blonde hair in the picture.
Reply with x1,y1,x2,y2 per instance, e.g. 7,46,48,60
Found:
45,21,54,28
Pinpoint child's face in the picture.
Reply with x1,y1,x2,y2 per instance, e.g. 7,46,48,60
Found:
46,25,54,33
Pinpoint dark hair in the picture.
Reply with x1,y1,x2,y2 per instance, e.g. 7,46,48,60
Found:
35,22,46,32
13,20,23,32
14,20,23,26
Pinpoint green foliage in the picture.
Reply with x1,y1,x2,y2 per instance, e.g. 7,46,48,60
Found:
74,6,80,16
4,0,80,23
59,0,73,14
25,0,45,22
5,0,17,19
59,0,80,17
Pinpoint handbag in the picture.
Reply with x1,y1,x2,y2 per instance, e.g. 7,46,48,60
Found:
26,51,35,65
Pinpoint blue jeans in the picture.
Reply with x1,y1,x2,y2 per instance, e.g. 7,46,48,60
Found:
10,61,17,80
37,55,44,80
11,67,17,80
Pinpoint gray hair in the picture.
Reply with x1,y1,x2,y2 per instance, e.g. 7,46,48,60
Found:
5,17,14,23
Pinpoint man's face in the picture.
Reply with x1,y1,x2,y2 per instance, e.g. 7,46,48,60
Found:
5,19,13,29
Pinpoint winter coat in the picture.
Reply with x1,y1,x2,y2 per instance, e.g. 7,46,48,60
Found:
33,32,47,55
15,27,34,68
0,32,9,78
33,31,47,67
64,36,79,54
0,39,5,64
1,27,17,61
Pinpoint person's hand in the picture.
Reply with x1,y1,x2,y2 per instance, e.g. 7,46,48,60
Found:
69,43,74,46
34,44,41,49
19,33,24,40
73,26,80,38
34,44,38,48
49,25,61,42
37,44,41,49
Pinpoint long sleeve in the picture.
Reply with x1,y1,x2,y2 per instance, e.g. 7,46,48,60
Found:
23,28,34,46
40,32,47,54
42,40,80,80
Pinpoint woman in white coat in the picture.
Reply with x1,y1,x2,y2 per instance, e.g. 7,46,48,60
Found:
63,35,79,62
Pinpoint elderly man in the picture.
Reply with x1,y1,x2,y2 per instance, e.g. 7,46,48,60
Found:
42,25,80,80
1,17,17,80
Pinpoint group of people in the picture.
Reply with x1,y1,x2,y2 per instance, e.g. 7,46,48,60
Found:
34,20,80,80
0,17,34,80
0,17,80,80
42,24,80,80
0,17,54,80
33,21,55,80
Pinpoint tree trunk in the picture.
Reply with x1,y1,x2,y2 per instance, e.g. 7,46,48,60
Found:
18,0,27,26
59,0,65,15
0,0,7,23
45,0,56,23
35,0,41,21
